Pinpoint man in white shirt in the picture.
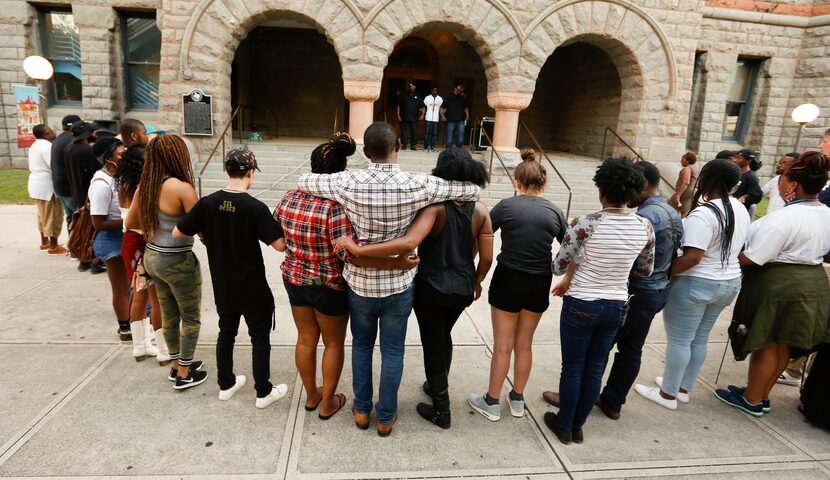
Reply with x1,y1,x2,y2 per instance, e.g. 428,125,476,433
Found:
423,88,443,152
27,124,67,254
760,152,799,215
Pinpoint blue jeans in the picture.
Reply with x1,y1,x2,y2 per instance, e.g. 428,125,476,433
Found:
445,121,465,148
661,275,741,396
558,295,628,430
425,121,439,149
349,286,415,424
600,287,668,412
56,193,75,228
93,229,124,262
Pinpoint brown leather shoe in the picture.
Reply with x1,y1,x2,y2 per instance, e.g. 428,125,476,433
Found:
376,413,398,437
352,407,370,430
542,391,560,407
595,396,621,420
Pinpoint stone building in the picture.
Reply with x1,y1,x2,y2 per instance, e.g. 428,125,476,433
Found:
1,0,828,173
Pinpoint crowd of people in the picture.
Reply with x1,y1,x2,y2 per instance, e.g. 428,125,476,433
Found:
26,116,830,440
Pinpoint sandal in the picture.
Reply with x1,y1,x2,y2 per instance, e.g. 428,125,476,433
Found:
319,393,346,420
305,386,323,411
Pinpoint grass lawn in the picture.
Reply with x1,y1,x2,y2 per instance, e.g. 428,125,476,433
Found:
0,169,34,205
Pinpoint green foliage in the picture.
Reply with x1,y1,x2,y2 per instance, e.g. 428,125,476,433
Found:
0,169,34,205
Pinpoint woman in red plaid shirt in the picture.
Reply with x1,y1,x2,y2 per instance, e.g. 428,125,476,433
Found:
274,133,418,420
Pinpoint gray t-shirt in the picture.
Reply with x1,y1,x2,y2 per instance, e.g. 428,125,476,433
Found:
490,194,568,275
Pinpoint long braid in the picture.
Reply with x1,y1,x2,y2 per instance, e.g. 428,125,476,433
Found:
137,135,193,241
691,159,741,266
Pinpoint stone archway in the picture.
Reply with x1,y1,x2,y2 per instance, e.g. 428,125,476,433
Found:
519,0,678,155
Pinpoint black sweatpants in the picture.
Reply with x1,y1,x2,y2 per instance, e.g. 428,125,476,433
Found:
413,279,473,378
216,306,273,397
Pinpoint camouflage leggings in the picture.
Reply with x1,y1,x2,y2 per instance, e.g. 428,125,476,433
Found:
144,249,202,362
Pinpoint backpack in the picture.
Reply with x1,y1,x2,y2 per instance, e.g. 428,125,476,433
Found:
67,202,96,262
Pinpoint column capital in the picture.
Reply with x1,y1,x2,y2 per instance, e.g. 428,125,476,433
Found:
487,92,533,112
344,81,381,102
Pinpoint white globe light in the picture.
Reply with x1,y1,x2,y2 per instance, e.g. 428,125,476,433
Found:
791,103,820,124
23,56,54,80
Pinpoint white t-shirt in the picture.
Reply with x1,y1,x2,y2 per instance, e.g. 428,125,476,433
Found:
27,138,53,201
744,203,830,265
88,170,121,221
761,175,786,214
423,95,443,122
676,196,750,280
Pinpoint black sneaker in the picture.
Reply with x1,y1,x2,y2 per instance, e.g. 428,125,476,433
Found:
543,412,572,445
78,261,91,272
118,328,132,342
168,361,204,381
174,369,208,390
90,263,106,274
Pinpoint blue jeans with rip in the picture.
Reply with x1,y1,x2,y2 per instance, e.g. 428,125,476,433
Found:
445,121,465,148
558,295,628,430
349,286,414,424
660,275,741,396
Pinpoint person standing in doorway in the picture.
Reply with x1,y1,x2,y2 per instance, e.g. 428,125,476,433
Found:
441,84,469,149
52,114,81,228
423,87,443,152
397,84,423,151
297,122,480,437
28,124,66,254
732,149,763,212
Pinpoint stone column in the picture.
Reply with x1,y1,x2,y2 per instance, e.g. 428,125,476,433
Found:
487,92,533,158
73,5,119,123
344,80,380,144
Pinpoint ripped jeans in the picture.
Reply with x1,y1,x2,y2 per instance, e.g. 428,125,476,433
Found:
557,295,628,430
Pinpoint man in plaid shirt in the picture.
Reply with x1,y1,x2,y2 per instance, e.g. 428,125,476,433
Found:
298,122,480,436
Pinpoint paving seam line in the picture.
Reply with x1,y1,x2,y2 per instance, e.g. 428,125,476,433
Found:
276,372,306,480
0,344,123,466
570,459,830,480
0,266,77,308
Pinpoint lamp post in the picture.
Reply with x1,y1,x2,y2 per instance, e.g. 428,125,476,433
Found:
22,55,54,126
791,103,820,152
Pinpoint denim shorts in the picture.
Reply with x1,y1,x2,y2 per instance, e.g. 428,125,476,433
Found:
93,229,124,262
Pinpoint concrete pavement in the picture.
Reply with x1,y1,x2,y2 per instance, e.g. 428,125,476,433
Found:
0,204,828,479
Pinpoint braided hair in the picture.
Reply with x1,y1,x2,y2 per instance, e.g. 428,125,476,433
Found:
115,144,145,202
137,134,193,242
691,158,742,266
311,132,356,174
785,151,830,195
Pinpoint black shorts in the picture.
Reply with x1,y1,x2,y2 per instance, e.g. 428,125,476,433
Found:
282,278,349,316
488,264,553,314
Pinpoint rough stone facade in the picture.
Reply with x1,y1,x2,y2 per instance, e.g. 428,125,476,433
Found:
1,0,828,174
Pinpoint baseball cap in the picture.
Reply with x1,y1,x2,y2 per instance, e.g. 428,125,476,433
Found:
715,150,736,159
224,148,259,172
71,121,96,142
735,148,757,159
61,115,82,129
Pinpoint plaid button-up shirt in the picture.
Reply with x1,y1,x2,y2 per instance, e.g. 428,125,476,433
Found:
274,189,353,291
297,162,480,298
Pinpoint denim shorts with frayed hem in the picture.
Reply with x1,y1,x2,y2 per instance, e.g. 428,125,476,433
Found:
93,229,124,262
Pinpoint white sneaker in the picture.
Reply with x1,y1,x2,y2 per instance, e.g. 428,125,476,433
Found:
655,376,689,403
506,393,525,418
776,372,801,387
218,375,246,401
255,384,289,409
635,384,677,410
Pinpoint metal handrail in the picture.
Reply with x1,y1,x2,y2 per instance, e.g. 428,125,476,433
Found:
600,127,676,194
197,104,242,197
518,120,572,219
479,120,516,197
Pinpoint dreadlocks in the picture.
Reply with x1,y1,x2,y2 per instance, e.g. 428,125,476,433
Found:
137,134,193,242
115,144,145,202
691,158,741,266
310,132,356,174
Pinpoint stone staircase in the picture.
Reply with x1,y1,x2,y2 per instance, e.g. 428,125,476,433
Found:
195,140,603,218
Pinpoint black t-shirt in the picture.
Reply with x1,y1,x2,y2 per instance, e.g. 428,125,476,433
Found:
490,195,568,275
65,142,98,206
819,183,830,208
733,170,763,210
177,190,284,313
442,94,469,122
51,131,73,197
398,93,422,122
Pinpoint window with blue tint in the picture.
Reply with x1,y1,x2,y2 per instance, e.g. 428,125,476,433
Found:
39,9,82,106
722,58,760,142
121,13,161,110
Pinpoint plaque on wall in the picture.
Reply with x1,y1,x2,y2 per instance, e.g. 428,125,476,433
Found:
182,89,213,136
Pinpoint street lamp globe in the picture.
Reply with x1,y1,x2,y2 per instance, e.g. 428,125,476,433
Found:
23,56,53,81
791,103,820,124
